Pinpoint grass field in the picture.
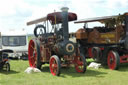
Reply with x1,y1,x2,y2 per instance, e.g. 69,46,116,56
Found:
0,60,128,85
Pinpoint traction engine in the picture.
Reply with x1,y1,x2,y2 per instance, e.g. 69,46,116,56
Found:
75,12,128,70
27,7,86,76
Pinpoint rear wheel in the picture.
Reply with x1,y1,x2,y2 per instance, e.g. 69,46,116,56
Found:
49,55,61,76
107,51,120,70
92,47,102,62
74,53,86,73
28,39,42,69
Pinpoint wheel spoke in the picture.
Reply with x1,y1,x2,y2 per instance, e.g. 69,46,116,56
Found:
32,60,36,67
30,56,34,59
30,45,37,55
53,64,57,69
30,45,35,50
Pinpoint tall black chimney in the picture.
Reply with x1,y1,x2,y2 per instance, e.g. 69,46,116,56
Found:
61,7,69,41
125,14,128,36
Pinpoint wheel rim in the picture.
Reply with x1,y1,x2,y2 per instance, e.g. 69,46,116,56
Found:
107,51,116,70
28,40,37,67
75,56,84,73
50,57,58,76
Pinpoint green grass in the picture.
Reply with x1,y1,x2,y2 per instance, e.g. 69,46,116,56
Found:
1,60,128,85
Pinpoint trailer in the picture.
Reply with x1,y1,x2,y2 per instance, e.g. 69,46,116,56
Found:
27,7,86,76
75,13,128,70
0,29,28,59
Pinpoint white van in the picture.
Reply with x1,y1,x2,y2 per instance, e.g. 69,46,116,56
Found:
0,29,28,59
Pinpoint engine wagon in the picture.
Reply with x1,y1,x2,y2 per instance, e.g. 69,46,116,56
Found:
75,13,128,70
27,7,86,76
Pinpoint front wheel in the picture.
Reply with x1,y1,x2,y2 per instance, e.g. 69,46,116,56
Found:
74,53,86,73
107,51,120,70
49,55,61,76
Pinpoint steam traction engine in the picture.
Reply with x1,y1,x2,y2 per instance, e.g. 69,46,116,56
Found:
75,13,128,70
27,7,86,76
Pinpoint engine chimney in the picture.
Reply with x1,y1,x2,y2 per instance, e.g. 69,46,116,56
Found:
125,13,128,36
61,7,69,41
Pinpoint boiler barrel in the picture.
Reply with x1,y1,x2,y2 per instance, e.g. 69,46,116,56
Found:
53,41,76,56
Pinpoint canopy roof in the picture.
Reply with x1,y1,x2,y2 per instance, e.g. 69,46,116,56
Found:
27,12,77,25
47,12,77,24
74,15,118,23
74,12,128,24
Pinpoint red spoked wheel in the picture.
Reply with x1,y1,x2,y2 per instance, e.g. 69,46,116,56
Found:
49,55,61,76
74,53,86,73
28,39,41,69
107,51,120,70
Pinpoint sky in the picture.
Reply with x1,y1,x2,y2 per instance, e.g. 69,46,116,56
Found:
0,0,128,34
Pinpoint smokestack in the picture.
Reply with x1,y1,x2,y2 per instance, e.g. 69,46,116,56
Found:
61,7,69,41
125,14,128,36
